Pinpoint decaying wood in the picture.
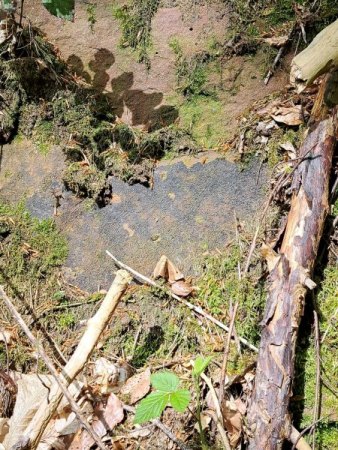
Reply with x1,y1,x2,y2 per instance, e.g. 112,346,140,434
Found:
11,269,131,450
290,19,338,92
247,79,337,449
0,286,106,450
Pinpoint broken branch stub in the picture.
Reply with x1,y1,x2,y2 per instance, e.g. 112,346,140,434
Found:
290,19,338,92
247,82,337,449
11,269,131,450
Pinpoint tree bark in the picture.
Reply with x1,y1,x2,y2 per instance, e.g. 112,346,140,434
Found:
247,80,337,449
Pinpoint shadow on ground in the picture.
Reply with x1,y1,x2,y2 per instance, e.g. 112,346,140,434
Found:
67,49,178,129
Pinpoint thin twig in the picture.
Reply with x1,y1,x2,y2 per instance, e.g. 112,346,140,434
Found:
200,373,222,419
205,410,231,450
264,46,284,85
311,310,321,449
106,250,258,352
123,404,192,450
0,286,107,450
200,372,231,450
219,302,239,407
290,418,325,450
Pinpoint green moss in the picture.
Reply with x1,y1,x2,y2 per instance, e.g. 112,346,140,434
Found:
332,199,338,216
33,120,55,155
170,38,210,98
0,201,68,291
58,311,76,329
113,0,160,69
179,96,227,148
196,244,265,344
63,162,107,201
292,265,338,447
0,201,69,370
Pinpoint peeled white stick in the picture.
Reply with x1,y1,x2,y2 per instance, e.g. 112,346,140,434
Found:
290,19,338,92
11,269,132,450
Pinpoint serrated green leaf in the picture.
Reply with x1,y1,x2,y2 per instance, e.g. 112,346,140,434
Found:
192,356,212,377
42,0,75,21
169,390,191,412
151,371,180,392
134,391,169,424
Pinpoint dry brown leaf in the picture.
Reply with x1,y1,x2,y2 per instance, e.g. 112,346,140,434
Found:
92,358,121,394
271,105,303,126
262,35,289,47
221,399,243,447
0,418,9,443
194,412,212,431
171,280,193,297
80,393,124,450
280,141,297,159
95,393,124,431
120,368,150,405
0,329,13,345
153,255,185,283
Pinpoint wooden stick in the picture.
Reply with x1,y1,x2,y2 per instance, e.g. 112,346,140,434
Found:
311,310,321,449
0,286,106,450
218,302,239,407
11,269,132,450
200,373,231,450
106,250,258,352
291,420,321,450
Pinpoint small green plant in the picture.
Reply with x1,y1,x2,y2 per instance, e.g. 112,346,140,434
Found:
192,356,212,449
86,3,97,32
113,0,160,69
134,371,190,424
58,311,76,329
169,38,209,98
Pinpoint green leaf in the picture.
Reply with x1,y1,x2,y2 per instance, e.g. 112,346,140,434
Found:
134,391,169,424
169,390,191,413
192,356,212,377
151,371,180,392
42,0,75,21
1,0,16,12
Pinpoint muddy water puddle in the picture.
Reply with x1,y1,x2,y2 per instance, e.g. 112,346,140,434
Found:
0,144,267,291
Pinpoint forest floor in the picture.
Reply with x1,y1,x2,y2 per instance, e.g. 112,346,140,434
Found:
0,1,337,449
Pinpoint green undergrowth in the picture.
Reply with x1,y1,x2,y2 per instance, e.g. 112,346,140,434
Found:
226,0,338,45
113,0,160,69
0,201,67,293
168,38,230,148
196,243,265,345
0,200,110,370
0,25,197,205
0,201,68,369
292,263,338,448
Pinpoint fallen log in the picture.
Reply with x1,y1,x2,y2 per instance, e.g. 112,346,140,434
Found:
290,19,338,92
247,78,337,449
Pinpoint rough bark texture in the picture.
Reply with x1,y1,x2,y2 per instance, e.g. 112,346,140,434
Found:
247,85,337,449
290,19,338,92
